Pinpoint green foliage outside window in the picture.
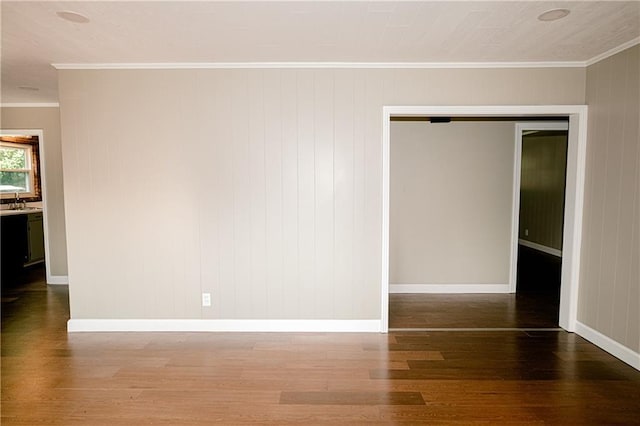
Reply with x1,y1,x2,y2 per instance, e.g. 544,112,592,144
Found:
0,146,30,193
0,147,27,169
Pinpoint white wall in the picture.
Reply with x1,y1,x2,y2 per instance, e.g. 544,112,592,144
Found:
0,107,68,279
58,67,585,323
390,121,514,288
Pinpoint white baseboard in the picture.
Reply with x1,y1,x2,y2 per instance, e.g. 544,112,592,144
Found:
389,284,511,294
518,239,562,257
575,321,640,371
47,275,68,285
67,319,382,333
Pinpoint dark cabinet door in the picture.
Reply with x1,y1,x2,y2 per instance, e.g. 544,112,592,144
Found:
1,214,28,285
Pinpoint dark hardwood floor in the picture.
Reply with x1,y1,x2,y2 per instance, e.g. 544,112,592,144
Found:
3,265,640,424
389,292,560,329
390,245,562,329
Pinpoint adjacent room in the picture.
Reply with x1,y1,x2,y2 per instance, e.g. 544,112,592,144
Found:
388,118,569,330
2,1,639,424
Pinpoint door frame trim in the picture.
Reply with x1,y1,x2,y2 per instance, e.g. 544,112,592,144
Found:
381,105,588,333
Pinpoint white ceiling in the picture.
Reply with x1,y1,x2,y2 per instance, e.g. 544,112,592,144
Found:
2,1,639,103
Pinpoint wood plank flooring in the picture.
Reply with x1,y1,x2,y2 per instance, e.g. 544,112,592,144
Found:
390,245,562,329
389,292,560,329
2,267,640,425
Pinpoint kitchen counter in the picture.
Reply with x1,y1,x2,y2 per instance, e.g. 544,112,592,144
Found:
0,207,43,216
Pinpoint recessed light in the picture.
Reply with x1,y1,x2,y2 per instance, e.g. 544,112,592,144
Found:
537,9,570,22
56,10,90,24
18,86,39,91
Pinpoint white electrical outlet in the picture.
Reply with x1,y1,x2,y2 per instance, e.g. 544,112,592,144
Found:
202,293,211,307
525,229,529,236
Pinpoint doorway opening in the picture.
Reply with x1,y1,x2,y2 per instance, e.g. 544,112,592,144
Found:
0,129,52,288
514,123,569,328
381,106,588,333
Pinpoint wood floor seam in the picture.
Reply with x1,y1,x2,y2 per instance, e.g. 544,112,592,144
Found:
389,327,564,331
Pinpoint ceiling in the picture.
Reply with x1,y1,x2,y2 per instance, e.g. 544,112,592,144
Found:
2,1,639,103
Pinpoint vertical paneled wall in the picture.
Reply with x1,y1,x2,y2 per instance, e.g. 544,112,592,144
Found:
580,45,640,352
58,67,585,320
518,132,568,251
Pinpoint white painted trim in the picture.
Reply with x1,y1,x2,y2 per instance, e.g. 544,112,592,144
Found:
390,284,510,294
52,61,588,70
511,121,569,291
380,109,391,333
1,103,60,108
0,129,57,288
509,125,523,293
47,275,68,285
67,319,382,333
388,105,583,117
518,239,562,257
382,106,588,334
575,322,640,371
48,32,640,72
50,36,640,72
559,109,588,332
586,37,640,66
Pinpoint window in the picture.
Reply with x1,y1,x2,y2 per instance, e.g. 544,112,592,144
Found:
0,137,42,201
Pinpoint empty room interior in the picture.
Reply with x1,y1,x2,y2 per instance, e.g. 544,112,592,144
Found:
389,118,570,330
1,1,639,424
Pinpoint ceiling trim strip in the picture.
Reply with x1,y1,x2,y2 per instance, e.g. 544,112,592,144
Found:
52,61,588,70
585,37,640,66
51,37,640,71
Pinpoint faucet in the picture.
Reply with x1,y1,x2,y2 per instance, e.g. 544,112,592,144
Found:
12,192,25,210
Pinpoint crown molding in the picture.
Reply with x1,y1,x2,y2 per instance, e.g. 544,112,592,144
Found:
50,36,640,72
586,37,640,66
52,61,588,70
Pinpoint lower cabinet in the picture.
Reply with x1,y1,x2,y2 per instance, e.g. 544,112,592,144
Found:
1,211,45,284
26,212,45,265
